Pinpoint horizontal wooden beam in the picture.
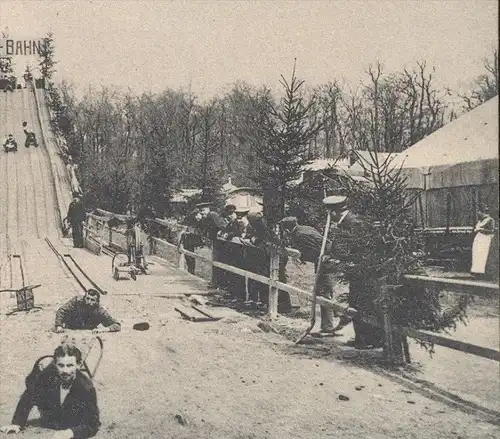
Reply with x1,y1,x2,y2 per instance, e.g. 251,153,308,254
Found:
95,208,134,221
153,236,499,361
400,327,500,362
403,274,499,298
421,226,473,235
152,238,356,315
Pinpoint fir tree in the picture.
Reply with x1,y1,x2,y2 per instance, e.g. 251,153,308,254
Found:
327,151,470,354
256,62,322,226
39,31,57,80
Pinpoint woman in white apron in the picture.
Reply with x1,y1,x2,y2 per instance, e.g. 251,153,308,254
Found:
470,208,496,278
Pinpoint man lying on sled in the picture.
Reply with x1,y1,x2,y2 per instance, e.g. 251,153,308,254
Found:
0,342,101,439
54,289,121,334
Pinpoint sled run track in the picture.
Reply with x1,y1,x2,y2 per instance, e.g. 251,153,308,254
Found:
0,87,75,296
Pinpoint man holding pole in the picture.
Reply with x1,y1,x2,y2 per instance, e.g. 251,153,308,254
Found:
328,196,384,349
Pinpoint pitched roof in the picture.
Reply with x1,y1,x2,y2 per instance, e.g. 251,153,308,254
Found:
399,96,498,169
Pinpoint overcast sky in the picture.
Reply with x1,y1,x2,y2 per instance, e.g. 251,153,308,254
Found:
1,0,498,99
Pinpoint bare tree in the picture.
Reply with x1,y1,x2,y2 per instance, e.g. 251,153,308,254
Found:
460,48,499,111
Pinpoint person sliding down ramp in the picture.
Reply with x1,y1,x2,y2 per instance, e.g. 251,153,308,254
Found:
54,289,121,334
22,121,38,148
0,342,101,438
3,133,18,152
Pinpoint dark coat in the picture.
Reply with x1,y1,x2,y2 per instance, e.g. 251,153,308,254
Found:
12,364,100,438
66,201,86,226
288,225,331,264
179,231,205,251
55,296,121,331
201,211,228,240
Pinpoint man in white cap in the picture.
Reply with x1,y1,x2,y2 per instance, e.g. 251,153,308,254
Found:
325,195,383,348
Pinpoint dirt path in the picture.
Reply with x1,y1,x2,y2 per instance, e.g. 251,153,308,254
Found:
1,246,499,439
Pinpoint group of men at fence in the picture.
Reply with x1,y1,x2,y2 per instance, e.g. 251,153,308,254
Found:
177,201,292,312
1,287,121,437
175,196,382,348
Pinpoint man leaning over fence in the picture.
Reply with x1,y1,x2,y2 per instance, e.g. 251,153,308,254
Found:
280,216,350,334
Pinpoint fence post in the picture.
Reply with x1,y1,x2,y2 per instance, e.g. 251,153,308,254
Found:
149,236,156,256
108,228,113,248
378,278,405,365
211,239,218,287
268,245,279,318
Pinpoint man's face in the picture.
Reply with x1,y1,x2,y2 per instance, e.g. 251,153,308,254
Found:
200,207,210,217
83,294,99,308
55,355,79,383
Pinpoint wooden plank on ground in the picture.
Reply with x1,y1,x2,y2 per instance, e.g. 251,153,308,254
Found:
174,305,220,322
189,294,207,306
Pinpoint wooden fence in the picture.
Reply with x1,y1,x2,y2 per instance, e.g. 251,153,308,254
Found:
151,235,499,364
85,216,499,365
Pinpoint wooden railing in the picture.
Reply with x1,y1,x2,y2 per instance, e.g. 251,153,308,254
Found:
394,275,500,362
87,215,499,365
149,236,354,319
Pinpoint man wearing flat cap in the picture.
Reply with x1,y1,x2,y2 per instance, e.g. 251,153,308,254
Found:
221,206,249,240
65,192,86,248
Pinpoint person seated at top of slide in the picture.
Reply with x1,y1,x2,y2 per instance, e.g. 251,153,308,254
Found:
3,133,18,152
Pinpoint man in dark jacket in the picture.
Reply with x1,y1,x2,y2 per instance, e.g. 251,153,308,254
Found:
197,202,228,288
1,342,100,438
65,193,86,248
329,199,384,349
178,210,205,275
54,289,121,333
280,216,349,333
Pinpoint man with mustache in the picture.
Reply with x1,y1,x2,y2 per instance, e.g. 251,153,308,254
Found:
0,342,100,438
54,289,121,334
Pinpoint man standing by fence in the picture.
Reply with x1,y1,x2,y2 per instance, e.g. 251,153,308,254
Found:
65,192,86,248
178,210,205,275
329,197,384,349
197,202,228,288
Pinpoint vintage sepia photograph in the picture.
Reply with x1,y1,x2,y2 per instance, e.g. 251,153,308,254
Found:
0,1,498,438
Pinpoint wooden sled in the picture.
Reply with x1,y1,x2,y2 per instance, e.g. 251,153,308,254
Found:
31,336,104,380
